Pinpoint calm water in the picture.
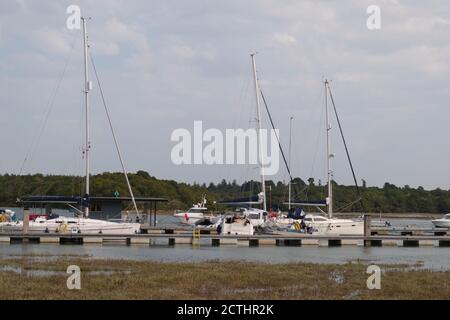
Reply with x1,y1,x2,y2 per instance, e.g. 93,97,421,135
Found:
1,244,449,270
2,208,448,269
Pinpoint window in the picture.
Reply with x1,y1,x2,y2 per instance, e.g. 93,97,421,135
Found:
248,213,260,220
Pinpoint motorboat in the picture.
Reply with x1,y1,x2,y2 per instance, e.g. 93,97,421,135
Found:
219,214,254,235
234,207,266,227
432,214,450,228
174,196,209,225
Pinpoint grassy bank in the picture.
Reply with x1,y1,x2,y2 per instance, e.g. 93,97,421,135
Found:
0,256,449,299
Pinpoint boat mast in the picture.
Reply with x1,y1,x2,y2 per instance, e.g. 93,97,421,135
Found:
288,116,293,211
325,79,333,218
250,53,267,211
82,17,91,218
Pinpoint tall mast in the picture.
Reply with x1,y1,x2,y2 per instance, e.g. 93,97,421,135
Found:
325,79,333,218
288,116,293,211
250,53,267,211
82,17,91,218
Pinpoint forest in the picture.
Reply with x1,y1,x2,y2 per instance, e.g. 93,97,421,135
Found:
0,171,449,213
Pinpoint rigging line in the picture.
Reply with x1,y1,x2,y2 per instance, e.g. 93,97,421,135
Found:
15,34,77,198
18,47,74,177
305,87,326,201
335,197,362,213
89,53,140,217
230,74,252,194
259,89,292,181
326,83,366,212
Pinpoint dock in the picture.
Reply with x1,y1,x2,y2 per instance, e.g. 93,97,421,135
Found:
1,229,449,247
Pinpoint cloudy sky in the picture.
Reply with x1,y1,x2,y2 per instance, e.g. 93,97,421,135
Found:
0,0,449,189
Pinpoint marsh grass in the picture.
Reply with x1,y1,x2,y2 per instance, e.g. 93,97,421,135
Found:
0,257,449,299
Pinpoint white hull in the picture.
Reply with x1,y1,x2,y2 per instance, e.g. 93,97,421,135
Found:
301,214,364,235
307,220,364,235
431,214,450,228
432,220,450,228
220,216,254,235
272,214,364,236
221,222,254,235
174,198,208,225
0,217,140,235
174,212,204,225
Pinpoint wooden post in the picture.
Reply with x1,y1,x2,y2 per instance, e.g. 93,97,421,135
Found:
153,201,157,227
364,214,371,237
145,203,151,226
23,209,30,234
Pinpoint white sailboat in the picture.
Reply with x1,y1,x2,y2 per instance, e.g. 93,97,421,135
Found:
279,80,364,236
0,215,140,235
3,18,141,235
219,54,268,235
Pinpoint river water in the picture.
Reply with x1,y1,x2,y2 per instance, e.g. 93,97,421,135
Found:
1,243,449,270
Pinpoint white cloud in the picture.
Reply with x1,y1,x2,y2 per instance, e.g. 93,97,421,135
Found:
101,17,150,51
92,41,120,56
271,33,297,46
30,27,74,56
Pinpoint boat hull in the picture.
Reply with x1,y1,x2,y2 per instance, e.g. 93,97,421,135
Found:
432,220,450,228
221,222,254,235
174,212,204,225
307,220,364,236
0,218,140,235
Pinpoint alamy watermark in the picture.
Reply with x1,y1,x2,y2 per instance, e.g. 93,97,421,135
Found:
366,5,381,30
66,5,81,30
366,265,381,290
170,121,280,175
66,265,81,290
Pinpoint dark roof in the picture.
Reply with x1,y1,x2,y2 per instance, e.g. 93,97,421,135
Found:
90,196,167,202
215,194,261,206
283,200,327,207
18,195,167,204
19,196,84,204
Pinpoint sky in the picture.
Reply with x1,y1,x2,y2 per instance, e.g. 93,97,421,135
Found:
0,0,449,190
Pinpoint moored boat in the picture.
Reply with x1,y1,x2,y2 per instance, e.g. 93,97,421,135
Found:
4,18,142,235
174,196,208,225
432,214,450,228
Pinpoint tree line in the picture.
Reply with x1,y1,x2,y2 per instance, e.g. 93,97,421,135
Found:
0,171,449,213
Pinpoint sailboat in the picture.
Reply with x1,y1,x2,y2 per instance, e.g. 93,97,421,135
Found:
280,80,364,236
2,18,140,235
219,54,268,235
